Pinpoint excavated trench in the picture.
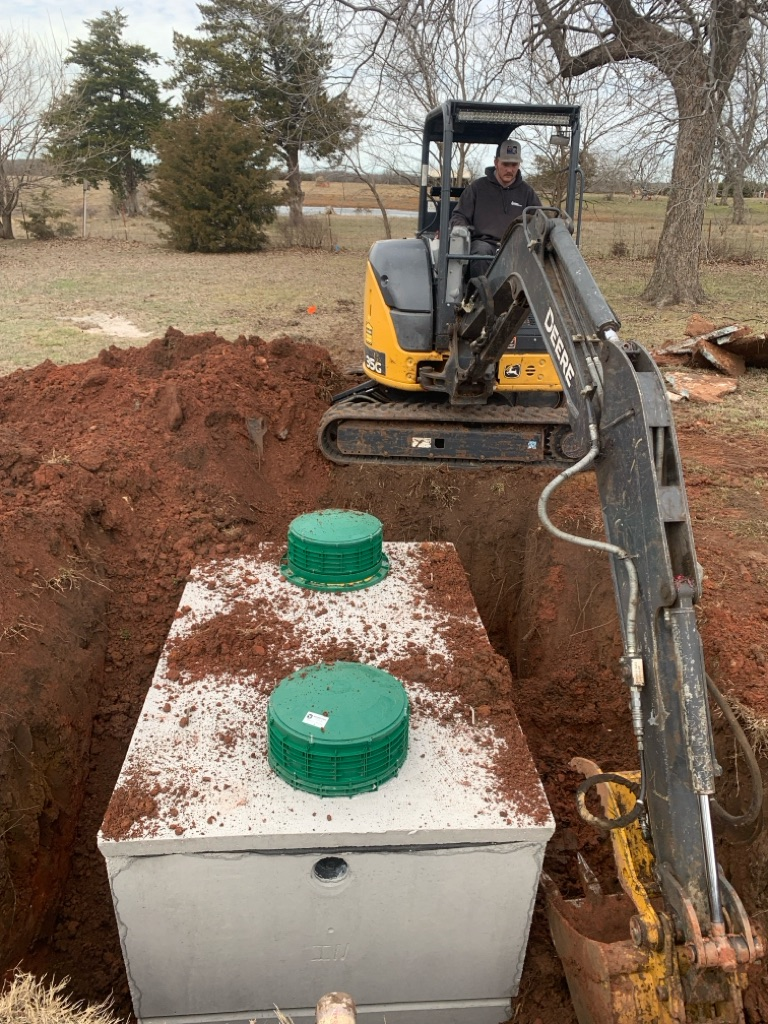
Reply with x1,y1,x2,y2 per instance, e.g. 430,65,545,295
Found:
1,332,766,1024
10,465,635,1024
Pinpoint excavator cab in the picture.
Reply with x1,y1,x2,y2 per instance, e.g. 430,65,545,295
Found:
416,100,583,348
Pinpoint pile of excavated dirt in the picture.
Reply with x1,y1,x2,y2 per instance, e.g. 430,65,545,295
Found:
1,330,766,1024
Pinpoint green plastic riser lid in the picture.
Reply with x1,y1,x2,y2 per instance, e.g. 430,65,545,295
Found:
280,509,389,591
268,661,409,797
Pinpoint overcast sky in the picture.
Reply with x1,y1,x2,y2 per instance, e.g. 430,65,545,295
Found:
4,1,202,70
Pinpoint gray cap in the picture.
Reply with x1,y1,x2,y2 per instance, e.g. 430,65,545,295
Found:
497,139,521,163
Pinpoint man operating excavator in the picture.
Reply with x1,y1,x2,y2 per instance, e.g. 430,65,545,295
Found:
450,138,541,277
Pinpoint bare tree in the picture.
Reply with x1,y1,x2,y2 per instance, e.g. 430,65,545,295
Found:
344,141,395,238
358,0,520,121
529,0,755,305
318,0,531,184
0,31,67,240
716,22,768,224
516,41,669,204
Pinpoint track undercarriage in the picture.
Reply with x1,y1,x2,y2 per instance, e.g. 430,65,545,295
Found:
318,381,584,468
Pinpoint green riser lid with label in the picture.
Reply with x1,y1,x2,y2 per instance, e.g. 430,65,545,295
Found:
268,661,409,797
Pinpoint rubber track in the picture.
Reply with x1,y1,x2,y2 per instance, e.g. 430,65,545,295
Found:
318,396,572,468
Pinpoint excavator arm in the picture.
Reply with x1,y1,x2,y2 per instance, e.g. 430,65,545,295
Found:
457,208,763,1021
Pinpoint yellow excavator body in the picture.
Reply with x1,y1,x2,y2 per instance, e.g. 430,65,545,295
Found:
362,262,563,392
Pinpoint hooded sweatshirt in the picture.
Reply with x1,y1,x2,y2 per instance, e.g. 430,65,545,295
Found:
450,166,541,243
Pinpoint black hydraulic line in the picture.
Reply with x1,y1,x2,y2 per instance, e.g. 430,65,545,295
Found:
330,379,380,404
707,673,764,831
574,677,763,837
575,772,643,831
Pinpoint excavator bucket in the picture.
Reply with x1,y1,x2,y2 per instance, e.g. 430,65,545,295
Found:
544,759,748,1024
545,883,685,1024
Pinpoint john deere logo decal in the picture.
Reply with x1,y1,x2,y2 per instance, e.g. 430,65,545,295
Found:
504,363,522,378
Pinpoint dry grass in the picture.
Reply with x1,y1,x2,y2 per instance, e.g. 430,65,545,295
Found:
2,186,768,398
0,616,44,646
724,694,768,758
0,239,370,375
0,971,123,1024
13,178,768,251
11,180,416,247
579,193,768,260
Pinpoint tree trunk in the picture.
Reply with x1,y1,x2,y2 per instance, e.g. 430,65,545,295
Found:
731,174,746,226
285,145,304,228
359,174,391,239
642,87,717,306
0,179,15,240
718,177,730,206
123,155,140,218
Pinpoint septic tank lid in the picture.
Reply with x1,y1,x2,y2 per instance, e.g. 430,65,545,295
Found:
280,509,389,591
267,661,409,797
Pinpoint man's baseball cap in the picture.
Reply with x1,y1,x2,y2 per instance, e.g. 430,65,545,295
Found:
497,140,521,163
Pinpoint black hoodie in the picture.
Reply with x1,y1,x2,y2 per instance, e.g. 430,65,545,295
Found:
450,166,541,243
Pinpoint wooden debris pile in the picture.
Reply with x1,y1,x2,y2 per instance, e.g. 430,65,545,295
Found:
654,315,768,375
653,315,768,402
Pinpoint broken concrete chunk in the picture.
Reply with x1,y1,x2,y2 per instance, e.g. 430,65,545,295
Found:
652,349,689,367
659,319,768,372
726,334,768,369
661,323,747,356
660,337,699,355
699,324,748,344
685,314,716,337
665,372,738,403
691,340,746,377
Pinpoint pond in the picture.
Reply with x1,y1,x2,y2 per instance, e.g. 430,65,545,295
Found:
276,205,416,218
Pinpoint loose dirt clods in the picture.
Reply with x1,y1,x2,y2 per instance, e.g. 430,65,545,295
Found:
1,329,766,1024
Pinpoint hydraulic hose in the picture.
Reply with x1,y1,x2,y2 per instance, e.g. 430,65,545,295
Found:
537,420,647,831
537,422,641,658
575,772,643,831
707,673,764,831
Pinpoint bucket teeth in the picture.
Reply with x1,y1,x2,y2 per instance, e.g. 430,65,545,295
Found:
577,851,603,900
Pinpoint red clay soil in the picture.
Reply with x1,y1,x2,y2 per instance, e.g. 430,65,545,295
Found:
0,331,766,1024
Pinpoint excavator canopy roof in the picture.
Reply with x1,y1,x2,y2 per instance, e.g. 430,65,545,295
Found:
422,100,580,147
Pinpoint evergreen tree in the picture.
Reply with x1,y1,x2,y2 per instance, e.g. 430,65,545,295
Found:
150,104,278,252
170,0,360,225
21,190,76,240
46,8,169,215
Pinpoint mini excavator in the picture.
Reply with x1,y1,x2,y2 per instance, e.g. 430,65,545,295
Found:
319,101,764,1023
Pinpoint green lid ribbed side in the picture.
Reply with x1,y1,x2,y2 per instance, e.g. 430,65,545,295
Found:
280,509,389,591
267,661,409,796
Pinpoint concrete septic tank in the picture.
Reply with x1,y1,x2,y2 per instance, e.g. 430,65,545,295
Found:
99,538,554,1024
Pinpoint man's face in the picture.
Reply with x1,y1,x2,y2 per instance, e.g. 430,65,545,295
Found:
494,159,519,186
